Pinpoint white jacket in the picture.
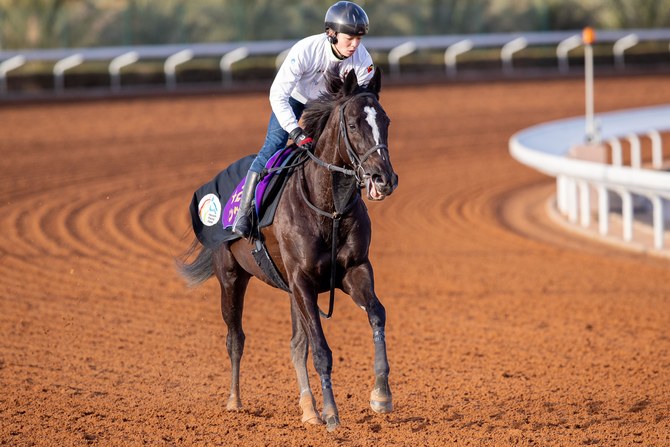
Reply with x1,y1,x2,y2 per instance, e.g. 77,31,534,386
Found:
269,33,375,135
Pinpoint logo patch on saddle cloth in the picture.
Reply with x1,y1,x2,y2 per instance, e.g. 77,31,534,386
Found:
222,146,300,229
197,193,222,226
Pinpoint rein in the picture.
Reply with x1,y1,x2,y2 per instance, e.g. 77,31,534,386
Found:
299,91,386,319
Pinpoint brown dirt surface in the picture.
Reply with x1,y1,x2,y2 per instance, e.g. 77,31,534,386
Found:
2,75,670,447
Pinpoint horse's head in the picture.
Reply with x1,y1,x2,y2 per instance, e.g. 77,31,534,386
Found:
339,69,398,201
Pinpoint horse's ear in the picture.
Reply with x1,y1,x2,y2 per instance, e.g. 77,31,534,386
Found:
367,67,382,96
343,69,358,96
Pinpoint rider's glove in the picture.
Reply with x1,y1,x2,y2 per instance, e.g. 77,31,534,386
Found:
289,127,314,151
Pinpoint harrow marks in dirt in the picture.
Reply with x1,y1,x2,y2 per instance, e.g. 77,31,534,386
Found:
1,77,670,446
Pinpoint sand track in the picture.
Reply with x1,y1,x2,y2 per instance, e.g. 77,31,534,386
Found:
1,76,670,446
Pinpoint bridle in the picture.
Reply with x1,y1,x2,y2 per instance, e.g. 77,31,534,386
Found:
304,91,389,187
298,91,389,319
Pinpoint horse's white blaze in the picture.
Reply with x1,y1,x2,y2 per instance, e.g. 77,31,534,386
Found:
364,106,382,155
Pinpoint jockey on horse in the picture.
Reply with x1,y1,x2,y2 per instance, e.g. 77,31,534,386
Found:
232,1,376,239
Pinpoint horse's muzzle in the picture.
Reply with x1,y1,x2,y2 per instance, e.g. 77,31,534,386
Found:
366,171,398,201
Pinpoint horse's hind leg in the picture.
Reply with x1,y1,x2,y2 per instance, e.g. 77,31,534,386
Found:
213,246,250,411
342,263,393,414
290,298,323,425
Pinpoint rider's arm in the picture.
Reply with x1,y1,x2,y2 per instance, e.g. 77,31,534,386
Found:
268,43,306,136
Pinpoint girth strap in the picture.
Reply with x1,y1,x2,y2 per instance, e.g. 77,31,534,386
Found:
252,238,290,292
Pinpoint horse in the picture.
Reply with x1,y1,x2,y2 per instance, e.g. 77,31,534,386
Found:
178,67,398,431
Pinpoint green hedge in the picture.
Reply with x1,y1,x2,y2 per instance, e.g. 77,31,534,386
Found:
1,0,669,50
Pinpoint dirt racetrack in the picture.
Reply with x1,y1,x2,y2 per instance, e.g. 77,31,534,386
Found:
2,75,670,446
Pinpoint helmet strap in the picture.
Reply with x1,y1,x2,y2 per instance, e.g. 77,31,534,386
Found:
330,40,346,60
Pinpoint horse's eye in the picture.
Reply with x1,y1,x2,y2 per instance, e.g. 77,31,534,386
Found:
348,124,356,130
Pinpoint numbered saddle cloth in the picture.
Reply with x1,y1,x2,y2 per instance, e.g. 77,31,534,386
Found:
189,146,302,249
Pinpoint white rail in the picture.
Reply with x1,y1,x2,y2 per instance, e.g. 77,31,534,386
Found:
509,104,670,252
2,28,670,93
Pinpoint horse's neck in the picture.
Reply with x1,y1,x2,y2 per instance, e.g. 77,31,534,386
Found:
302,126,344,210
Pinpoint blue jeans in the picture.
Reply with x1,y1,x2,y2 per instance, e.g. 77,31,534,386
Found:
250,96,305,174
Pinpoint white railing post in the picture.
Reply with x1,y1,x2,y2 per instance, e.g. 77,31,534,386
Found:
613,34,639,70
647,130,663,169
556,35,581,73
621,190,633,242
444,39,473,78
501,37,527,75
567,178,578,223
597,185,609,236
54,53,84,93
578,180,591,227
220,47,249,85
609,138,623,166
651,195,665,250
388,41,416,76
0,55,26,94
557,175,568,214
109,51,139,92
164,49,193,90
627,134,641,169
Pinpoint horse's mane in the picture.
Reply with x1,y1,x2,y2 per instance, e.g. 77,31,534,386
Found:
301,65,370,145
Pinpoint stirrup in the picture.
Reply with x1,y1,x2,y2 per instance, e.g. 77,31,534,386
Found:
232,210,254,239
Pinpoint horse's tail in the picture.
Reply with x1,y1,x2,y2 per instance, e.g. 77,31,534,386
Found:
176,238,214,287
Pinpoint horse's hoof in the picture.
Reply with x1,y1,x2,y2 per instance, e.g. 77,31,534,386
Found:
324,414,340,432
302,414,324,425
226,396,243,411
370,399,393,413
370,387,393,413
301,405,324,425
299,392,323,425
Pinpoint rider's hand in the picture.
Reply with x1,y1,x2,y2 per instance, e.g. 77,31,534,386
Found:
289,127,314,151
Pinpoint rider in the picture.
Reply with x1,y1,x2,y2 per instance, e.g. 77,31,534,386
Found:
232,1,376,239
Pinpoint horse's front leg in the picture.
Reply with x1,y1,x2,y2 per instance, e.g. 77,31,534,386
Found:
291,279,340,431
342,262,393,414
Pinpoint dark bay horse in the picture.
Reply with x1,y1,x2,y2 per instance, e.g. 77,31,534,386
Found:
178,68,397,431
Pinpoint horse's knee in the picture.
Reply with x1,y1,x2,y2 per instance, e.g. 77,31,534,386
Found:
367,300,386,329
311,344,333,374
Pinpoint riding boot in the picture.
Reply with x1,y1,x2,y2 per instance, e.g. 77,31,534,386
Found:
232,171,260,239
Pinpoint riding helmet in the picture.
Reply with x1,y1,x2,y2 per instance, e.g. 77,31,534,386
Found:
324,1,369,36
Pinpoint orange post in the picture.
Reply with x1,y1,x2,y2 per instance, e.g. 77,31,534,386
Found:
582,26,596,45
